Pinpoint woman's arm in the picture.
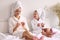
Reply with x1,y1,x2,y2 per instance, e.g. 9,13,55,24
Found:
21,22,28,31
13,23,20,32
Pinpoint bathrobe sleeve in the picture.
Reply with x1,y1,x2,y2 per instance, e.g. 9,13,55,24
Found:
8,17,14,34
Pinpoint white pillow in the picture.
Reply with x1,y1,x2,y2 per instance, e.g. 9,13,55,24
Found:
45,9,59,27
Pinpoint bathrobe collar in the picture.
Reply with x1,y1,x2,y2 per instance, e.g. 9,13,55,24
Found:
33,18,40,22
13,16,21,22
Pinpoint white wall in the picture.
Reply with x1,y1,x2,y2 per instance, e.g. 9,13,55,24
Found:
0,0,60,33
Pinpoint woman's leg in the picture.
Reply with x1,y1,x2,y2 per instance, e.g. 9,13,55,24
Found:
22,31,33,40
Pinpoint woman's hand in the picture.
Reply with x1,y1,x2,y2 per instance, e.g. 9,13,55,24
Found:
21,22,25,27
13,23,20,32
16,23,20,27
21,22,29,31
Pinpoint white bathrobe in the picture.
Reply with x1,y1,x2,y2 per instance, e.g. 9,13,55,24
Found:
31,18,44,35
9,0,29,38
9,16,29,38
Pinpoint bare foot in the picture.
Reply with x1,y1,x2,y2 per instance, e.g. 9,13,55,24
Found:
33,36,38,40
39,36,44,40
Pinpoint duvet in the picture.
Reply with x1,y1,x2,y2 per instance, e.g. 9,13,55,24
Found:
0,33,25,40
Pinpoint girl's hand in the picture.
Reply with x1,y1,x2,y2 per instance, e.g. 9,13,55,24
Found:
37,23,41,27
41,23,44,27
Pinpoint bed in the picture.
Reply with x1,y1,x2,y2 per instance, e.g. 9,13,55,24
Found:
0,6,60,40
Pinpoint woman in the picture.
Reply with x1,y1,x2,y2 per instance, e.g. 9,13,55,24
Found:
8,1,33,40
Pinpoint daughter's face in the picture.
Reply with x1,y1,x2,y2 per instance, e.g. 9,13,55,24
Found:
33,12,39,19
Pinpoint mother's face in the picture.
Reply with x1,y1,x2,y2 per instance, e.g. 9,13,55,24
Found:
14,7,21,16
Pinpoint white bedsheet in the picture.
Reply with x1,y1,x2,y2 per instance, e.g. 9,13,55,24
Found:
0,28,60,40
3,35,20,40
44,32,60,40
0,33,25,40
